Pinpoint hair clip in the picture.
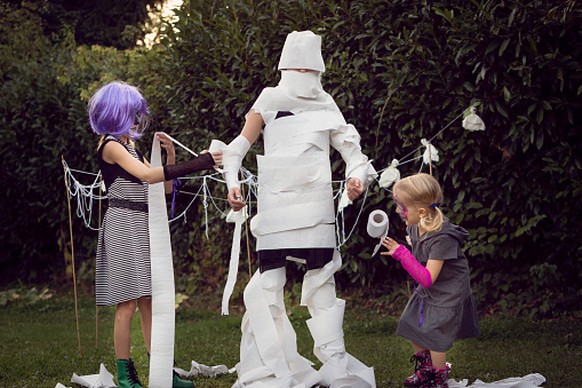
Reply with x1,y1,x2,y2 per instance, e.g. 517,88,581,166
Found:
431,202,440,209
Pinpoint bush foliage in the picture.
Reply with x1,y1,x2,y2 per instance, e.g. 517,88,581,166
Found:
1,0,580,317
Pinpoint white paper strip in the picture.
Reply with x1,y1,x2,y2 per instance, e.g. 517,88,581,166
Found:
69,363,115,388
165,133,198,156
305,300,345,347
222,207,247,315
448,373,545,387
148,136,176,388
173,360,230,379
243,271,293,380
319,354,376,388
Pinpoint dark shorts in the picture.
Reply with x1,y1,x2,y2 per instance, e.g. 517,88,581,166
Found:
258,248,334,273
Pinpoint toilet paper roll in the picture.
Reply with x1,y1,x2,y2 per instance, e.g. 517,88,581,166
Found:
367,209,389,238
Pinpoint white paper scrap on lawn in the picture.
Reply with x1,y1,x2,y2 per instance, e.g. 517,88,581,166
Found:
448,372,545,387
173,360,231,379
367,209,389,257
54,363,116,388
222,207,248,315
148,136,176,388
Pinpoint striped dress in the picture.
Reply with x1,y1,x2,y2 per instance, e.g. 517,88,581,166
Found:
95,137,151,306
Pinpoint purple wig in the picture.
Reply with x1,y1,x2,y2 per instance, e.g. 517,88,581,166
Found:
88,81,150,140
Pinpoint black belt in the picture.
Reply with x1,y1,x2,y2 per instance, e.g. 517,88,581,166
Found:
108,198,148,212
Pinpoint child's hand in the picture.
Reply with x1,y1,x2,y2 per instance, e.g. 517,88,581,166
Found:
380,236,400,256
228,187,246,211
346,177,364,201
210,151,223,166
200,149,223,166
156,132,175,157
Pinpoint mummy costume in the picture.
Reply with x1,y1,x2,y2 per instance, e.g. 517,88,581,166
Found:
222,31,377,388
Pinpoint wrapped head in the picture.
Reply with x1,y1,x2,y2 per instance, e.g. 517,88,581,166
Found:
278,30,325,72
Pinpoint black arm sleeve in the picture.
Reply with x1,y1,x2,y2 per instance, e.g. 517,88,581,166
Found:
163,153,215,180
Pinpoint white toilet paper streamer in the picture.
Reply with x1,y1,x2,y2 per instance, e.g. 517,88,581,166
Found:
148,137,176,387
367,210,389,256
222,208,247,315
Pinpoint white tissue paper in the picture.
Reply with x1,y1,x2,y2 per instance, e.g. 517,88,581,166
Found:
148,137,176,388
462,107,486,131
209,139,228,173
378,159,400,189
421,138,440,164
173,360,231,379
337,186,353,212
448,372,545,387
222,207,248,315
54,363,116,388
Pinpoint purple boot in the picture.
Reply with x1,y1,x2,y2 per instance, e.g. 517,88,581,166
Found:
419,366,449,388
404,350,431,387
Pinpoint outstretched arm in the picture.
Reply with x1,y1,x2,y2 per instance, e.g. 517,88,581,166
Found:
380,236,444,288
226,110,263,211
329,123,377,202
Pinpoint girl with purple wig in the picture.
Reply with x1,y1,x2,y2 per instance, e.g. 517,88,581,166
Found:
89,81,222,388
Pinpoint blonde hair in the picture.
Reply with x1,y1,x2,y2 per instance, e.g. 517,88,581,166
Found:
393,173,445,233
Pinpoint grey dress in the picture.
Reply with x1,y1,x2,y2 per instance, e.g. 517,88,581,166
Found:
396,221,479,352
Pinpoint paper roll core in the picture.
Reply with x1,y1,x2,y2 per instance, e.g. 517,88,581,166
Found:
367,209,389,238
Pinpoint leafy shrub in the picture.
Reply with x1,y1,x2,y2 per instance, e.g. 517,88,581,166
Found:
1,0,580,317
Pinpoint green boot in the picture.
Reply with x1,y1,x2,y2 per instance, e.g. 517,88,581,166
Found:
116,359,143,388
172,370,195,387
146,353,195,387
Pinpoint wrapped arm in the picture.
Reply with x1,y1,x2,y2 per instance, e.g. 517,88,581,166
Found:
222,135,251,190
392,245,433,288
330,123,377,188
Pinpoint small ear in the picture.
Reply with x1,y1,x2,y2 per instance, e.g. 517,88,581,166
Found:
418,207,428,217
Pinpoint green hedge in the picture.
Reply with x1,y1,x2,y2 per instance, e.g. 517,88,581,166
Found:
1,0,580,317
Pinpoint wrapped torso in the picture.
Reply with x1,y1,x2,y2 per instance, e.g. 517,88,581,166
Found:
251,110,345,250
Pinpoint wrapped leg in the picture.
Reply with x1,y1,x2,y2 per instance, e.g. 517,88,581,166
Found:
302,251,376,388
235,268,321,387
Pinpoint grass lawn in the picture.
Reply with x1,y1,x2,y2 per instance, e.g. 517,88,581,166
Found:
0,292,580,387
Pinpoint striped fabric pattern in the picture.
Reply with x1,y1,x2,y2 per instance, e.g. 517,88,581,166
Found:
95,141,152,306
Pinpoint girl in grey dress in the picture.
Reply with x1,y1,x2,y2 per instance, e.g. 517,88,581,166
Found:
89,81,221,387
380,173,479,388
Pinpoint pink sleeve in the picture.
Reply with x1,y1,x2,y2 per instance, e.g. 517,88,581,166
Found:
392,245,433,288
